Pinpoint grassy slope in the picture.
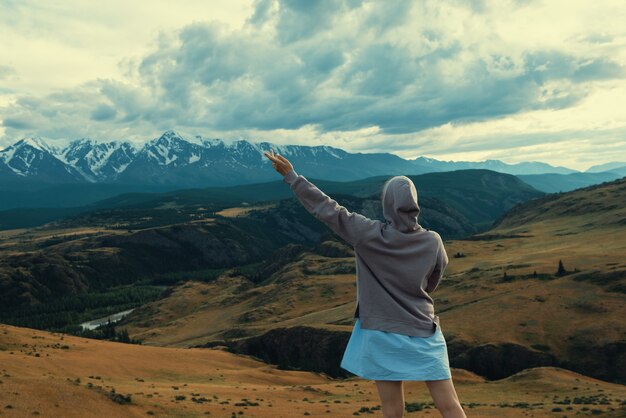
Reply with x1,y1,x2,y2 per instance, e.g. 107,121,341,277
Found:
1,323,624,418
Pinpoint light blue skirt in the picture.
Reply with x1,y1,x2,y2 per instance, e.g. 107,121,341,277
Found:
340,318,452,381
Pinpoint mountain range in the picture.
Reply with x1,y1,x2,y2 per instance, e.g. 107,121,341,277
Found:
1,130,624,214
4,130,623,188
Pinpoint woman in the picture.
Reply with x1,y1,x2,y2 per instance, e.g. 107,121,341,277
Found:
264,149,466,418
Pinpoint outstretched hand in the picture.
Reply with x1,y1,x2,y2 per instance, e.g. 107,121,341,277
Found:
263,148,294,177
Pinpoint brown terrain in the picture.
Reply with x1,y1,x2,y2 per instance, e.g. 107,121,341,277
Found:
0,178,625,416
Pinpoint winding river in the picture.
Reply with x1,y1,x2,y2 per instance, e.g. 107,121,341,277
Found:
79,308,135,331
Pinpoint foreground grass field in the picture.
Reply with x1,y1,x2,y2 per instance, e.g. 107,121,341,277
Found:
1,323,624,417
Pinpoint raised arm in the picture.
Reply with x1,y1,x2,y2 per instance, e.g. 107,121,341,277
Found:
264,149,378,247
282,169,378,247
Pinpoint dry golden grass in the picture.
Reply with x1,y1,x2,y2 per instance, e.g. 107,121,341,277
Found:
0,226,126,253
124,255,358,347
215,203,277,218
438,218,626,350
1,323,624,417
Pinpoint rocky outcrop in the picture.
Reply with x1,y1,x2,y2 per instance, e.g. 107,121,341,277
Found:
197,326,353,378
313,240,355,258
560,340,626,384
233,327,353,378
448,340,557,380
246,243,310,284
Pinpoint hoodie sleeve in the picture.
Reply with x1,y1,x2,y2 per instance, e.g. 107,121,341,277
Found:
283,169,377,247
425,233,449,293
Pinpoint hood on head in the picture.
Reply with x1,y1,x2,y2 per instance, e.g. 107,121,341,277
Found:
381,175,421,233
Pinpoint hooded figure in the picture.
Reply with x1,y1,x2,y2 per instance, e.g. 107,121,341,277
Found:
381,176,421,233
271,156,460,418
282,168,448,337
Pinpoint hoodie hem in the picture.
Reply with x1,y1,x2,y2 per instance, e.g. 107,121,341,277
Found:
357,314,439,337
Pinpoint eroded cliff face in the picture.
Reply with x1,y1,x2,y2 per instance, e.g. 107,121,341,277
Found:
197,327,625,384
559,340,626,384
446,338,557,380
199,326,353,378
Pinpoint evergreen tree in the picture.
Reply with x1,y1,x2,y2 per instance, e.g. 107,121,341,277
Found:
118,329,130,343
556,259,567,276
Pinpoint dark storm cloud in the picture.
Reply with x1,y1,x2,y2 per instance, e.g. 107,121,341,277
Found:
91,104,117,121
2,116,33,130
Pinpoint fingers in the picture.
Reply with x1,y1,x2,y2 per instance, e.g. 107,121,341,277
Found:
276,155,291,167
263,151,278,162
263,149,290,170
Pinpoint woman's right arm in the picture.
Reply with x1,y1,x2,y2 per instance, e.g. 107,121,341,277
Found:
425,233,449,293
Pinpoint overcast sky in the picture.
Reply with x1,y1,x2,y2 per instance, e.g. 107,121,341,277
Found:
1,0,625,171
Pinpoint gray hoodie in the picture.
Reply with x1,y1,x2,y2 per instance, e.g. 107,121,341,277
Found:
283,169,448,337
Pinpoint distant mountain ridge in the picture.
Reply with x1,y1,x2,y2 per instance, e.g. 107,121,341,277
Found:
517,171,624,193
1,130,584,188
585,161,626,174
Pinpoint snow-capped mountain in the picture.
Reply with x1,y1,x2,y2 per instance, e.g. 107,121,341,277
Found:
0,130,588,188
0,137,84,182
57,138,137,182
135,130,205,167
116,131,374,187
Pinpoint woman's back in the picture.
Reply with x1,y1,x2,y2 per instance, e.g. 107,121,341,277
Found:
353,175,448,337
355,224,447,336
281,170,449,336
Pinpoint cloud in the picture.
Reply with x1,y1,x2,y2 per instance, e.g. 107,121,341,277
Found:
131,2,625,135
2,116,33,130
90,104,117,121
0,65,16,79
1,0,625,170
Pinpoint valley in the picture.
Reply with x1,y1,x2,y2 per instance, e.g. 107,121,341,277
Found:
115,177,626,385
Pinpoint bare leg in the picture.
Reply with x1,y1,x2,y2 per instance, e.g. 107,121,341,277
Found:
375,380,405,418
425,378,466,418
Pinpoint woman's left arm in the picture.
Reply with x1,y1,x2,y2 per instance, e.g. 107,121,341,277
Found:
282,168,378,247
264,150,378,247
